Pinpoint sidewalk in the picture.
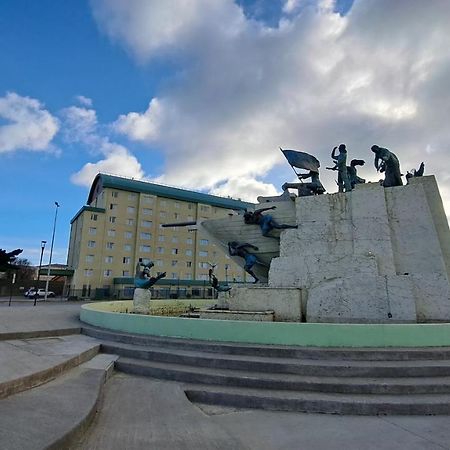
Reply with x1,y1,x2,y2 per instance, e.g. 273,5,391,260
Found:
1,302,450,449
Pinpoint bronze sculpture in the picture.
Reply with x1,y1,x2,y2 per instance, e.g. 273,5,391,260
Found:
371,145,403,187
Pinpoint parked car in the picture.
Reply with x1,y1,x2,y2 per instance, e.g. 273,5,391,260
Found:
26,289,56,298
24,287,35,297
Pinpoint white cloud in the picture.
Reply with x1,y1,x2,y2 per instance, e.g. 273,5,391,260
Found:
210,177,278,202
75,95,93,107
0,92,59,154
92,0,450,211
71,146,144,187
61,106,98,143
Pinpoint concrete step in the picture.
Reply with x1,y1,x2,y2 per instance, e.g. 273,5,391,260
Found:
115,357,450,395
184,385,450,415
82,324,450,361
0,334,101,399
103,340,450,378
0,354,118,450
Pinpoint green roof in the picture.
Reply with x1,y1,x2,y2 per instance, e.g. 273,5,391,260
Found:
88,173,254,210
70,206,105,224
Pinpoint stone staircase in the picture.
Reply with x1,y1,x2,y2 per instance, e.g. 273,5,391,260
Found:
82,325,450,416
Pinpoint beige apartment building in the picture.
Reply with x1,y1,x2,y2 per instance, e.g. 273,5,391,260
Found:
67,173,253,298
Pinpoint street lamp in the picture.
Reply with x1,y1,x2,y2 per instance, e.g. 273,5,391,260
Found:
34,240,46,306
44,202,60,301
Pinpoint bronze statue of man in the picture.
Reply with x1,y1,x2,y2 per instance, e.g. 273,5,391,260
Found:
330,144,352,192
371,145,403,187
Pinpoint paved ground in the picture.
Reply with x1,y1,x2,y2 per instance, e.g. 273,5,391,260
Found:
2,302,450,449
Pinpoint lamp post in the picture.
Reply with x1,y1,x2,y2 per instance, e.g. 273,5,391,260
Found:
34,240,46,306
44,202,60,301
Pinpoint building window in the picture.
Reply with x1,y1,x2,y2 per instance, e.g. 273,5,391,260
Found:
104,269,112,278
84,269,93,277
124,231,133,239
200,239,209,245
105,256,113,264
107,229,116,237
174,202,180,209
140,232,151,240
88,227,97,235
110,203,117,210
200,274,209,280
141,220,152,228
127,206,135,214
143,195,153,204
187,215,194,221
158,235,165,242
109,216,116,223
111,191,119,198
157,247,164,254
171,236,178,243
86,255,94,263
160,211,166,218
126,218,134,226
171,248,178,255
124,244,132,252
87,240,96,248
186,237,193,245
106,242,115,249
128,193,137,200
185,273,192,280
123,257,131,264
174,213,180,219
171,260,178,267
188,204,193,210
171,272,177,279
142,258,151,265
186,261,192,268
199,250,208,257
155,260,163,267
185,249,193,257
90,213,98,221
160,200,167,207
199,262,209,269
123,270,130,277
200,205,210,212
140,245,151,253
143,208,152,215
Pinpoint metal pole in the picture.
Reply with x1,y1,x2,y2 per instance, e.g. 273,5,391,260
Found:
44,202,59,301
8,272,15,306
34,240,46,306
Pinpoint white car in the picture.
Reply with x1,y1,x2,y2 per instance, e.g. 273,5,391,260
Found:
26,289,56,298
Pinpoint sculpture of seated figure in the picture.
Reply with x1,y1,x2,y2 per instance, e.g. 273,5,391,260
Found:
243,206,297,239
282,170,326,197
406,162,425,183
371,145,403,187
347,159,366,189
134,261,166,289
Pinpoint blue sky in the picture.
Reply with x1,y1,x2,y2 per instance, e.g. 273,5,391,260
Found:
1,0,449,265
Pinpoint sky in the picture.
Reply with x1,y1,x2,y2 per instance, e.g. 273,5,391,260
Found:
1,0,450,265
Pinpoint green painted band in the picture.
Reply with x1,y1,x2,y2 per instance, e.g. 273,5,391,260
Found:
80,301,450,348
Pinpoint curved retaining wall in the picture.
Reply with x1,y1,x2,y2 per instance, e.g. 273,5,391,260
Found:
80,301,450,348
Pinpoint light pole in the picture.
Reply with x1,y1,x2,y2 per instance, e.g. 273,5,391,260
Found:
44,202,60,301
34,240,46,306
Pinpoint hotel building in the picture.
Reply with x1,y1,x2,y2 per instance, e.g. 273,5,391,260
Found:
67,174,253,298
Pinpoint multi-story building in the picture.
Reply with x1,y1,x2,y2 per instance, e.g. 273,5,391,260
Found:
67,173,253,298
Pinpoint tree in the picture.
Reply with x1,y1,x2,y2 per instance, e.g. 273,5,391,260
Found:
12,258,35,282
0,249,23,271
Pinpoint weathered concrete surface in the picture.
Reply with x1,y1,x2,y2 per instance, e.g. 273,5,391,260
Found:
199,309,274,321
0,302,83,339
0,355,116,450
0,334,100,399
228,286,302,321
132,288,152,314
306,275,417,323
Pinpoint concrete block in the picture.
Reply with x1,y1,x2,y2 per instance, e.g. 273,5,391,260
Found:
269,254,378,289
410,273,450,322
306,275,417,323
228,286,302,321
133,288,152,314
